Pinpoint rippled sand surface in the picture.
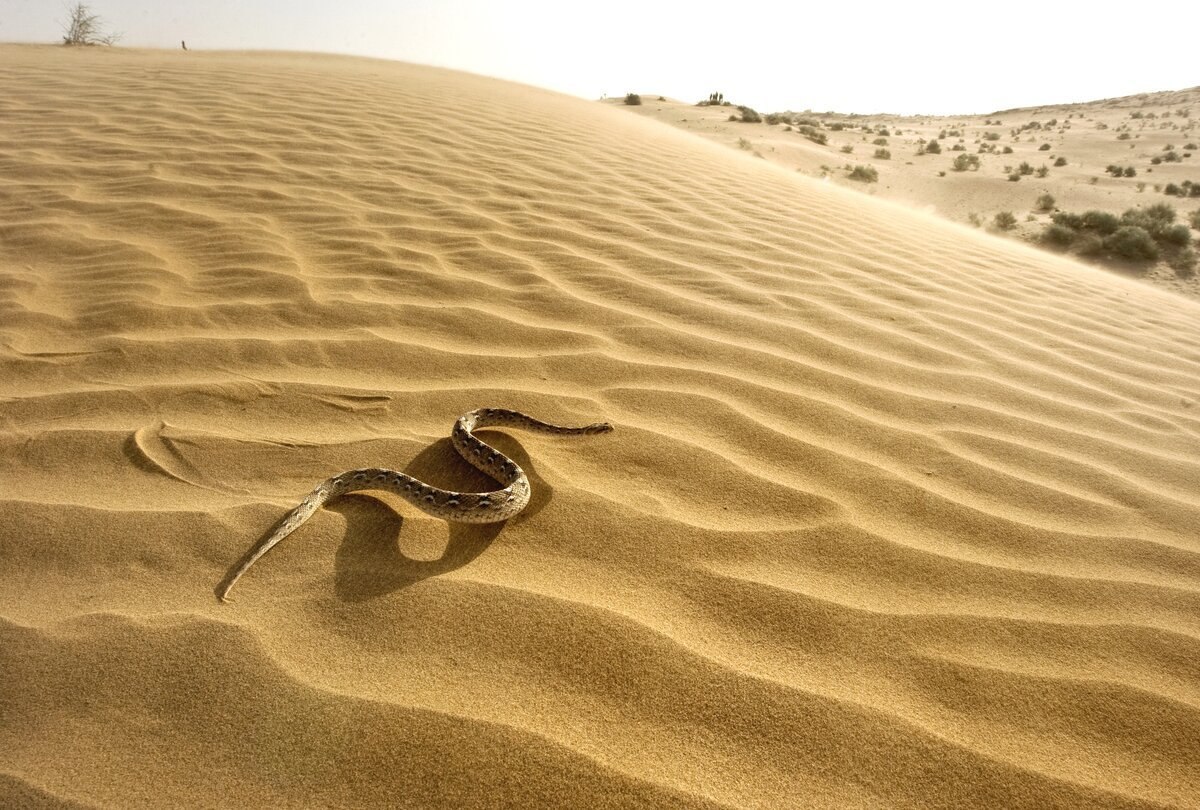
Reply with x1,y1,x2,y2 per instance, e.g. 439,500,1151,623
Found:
1,45,1198,808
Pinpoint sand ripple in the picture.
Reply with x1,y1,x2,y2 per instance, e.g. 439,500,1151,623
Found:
1,45,1197,807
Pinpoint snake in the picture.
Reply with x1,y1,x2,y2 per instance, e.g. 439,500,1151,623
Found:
217,408,613,601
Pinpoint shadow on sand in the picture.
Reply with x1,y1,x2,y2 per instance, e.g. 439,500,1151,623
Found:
328,430,553,602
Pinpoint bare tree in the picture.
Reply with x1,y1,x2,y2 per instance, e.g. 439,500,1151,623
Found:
61,3,121,46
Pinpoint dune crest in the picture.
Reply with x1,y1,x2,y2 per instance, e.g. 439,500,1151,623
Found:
1,46,1198,808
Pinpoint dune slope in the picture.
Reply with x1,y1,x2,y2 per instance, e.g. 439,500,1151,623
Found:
1,45,1198,808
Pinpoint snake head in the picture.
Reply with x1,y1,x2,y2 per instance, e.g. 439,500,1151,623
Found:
586,422,614,434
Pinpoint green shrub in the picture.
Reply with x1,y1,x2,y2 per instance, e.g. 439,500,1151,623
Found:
1172,247,1197,277
994,211,1017,230
1076,234,1105,256
848,165,878,182
1052,211,1084,229
1105,226,1159,260
1162,224,1192,246
737,105,761,123
624,93,642,105
1036,193,1056,211
952,153,980,171
1054,156,1068,166
1165,183,1182,196
797,125,827,145
923,139,942,154
1081,210,1121,235
1041,224,1076,247
1121,203,1176,238
874,148,891,160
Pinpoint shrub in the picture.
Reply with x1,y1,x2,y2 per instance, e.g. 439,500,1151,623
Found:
624,93,642,106
1121,203,1176,238
1191,209,1200,229
1172,247,1197,277
1008,172,1021,182
1039,143,1051,150
1163,150,1182,163
994,211,1017,230
848,165,878,182
61,3,120,45
983,132,1001,141
737,137,752,150
764,113,789,125
1036,193,1056,211
1052,211,1084,229
1165,183,1182,196
829,122,845,131
797,125,827,145
1162,224,1192,246
1118,132,1132,140
1041,224,1076,247
1002,145,1014,154
1019,161,1034,175
1081,210,1121,235
873,137,888,146
923,140,942,154
952,153,980,171
737,106,761,123
1124,166,1137,177
1036,166,1049,178
841,145,854,153
1105,226,1159,260
1054,156,1068,166
874,148,891,160
1076,234,1105,256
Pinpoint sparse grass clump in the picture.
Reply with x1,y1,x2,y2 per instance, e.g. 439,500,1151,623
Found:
848,165,878,183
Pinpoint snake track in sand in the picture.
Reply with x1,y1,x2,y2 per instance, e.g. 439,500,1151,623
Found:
218,408,613,601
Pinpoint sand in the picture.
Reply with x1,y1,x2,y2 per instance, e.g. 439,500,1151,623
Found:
1,45,1199,808
619,90,1200,298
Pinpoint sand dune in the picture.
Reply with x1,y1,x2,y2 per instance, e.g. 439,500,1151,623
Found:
1,45,1199,808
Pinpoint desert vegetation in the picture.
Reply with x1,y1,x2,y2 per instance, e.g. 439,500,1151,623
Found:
60,3,120,45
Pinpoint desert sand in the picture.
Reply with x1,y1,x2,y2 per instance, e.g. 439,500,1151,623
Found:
1,45,1199,808
618,89,1200,298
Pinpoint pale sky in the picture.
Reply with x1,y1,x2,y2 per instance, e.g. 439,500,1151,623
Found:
2,0,1196,115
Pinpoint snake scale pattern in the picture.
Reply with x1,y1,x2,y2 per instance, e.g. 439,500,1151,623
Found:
218,408,613,601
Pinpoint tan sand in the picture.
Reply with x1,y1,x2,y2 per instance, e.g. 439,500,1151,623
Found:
1,45,1198,808
619,90,1200,298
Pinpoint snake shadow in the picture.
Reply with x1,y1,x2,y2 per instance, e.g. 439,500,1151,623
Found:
329,430,553,602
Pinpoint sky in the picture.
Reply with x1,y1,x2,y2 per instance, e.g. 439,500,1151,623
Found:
2,0,1197,115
